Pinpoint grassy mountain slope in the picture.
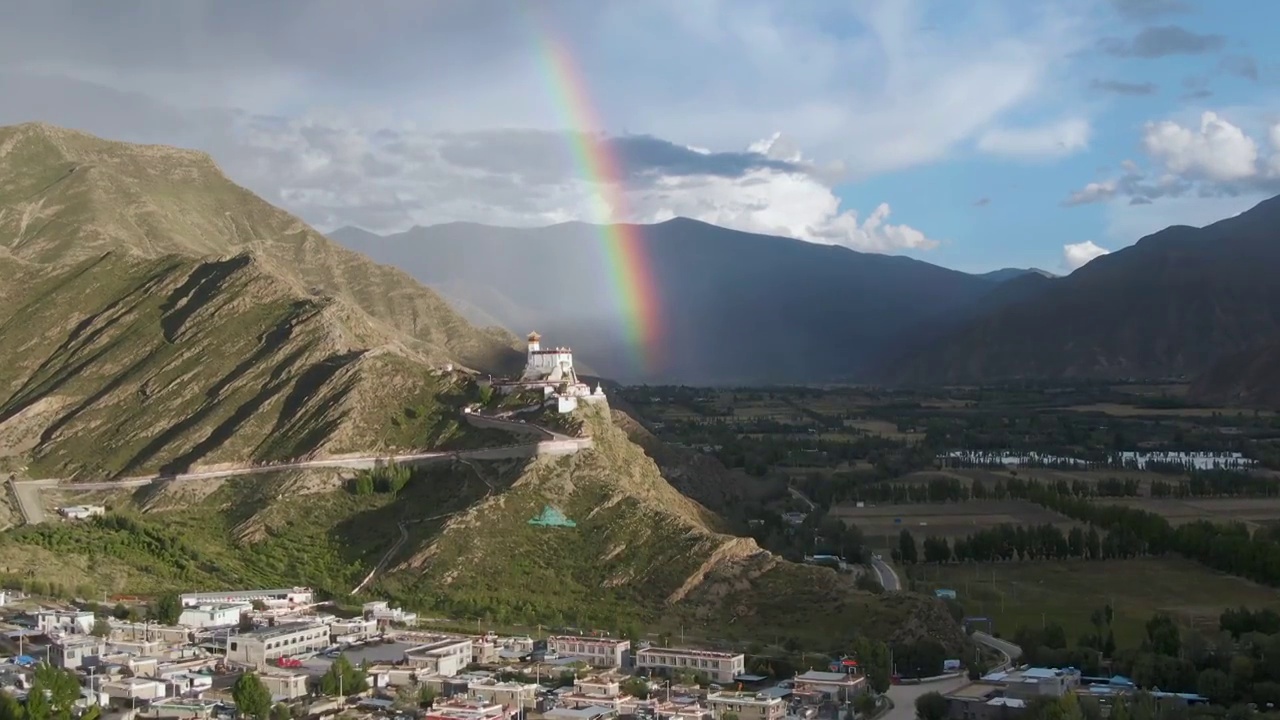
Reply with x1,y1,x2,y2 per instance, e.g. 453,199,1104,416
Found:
0,123,518,374
0,123,520,477
0,122,964,651
2,405,965,652
884,195,1280,384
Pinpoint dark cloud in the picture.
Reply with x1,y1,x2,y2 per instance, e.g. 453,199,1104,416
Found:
1218,55,1260,81
433,130,802,187
1066,164,1280,207
1108,0,1190,21
973,197,990,207
1089,78,1158,95
1098,26,1225,58
1181,89,1213,101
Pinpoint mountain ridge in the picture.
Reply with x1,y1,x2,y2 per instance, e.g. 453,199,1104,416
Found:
331,219,1002,384
880,194,1280,385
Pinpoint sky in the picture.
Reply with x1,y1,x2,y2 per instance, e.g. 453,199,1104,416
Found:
1,0,1278,274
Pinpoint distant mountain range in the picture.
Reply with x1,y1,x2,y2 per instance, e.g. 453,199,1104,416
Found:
884,195,1280,388
332,222,1045,385
976,267,1057,283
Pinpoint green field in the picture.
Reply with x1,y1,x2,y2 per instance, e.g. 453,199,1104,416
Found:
907,558,1280,648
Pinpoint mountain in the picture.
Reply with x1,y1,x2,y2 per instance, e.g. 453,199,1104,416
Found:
0,405,968,653
1189,344,1280,409
0,122,520,478
0,123,965,651
883,195,1280,384
975,267,1057,283
330,220,998,385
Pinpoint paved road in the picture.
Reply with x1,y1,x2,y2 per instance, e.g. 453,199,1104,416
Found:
10,409,587,525
972,631,1022,665
885,676,970,720
9,478,46,524
872,556,901,591
787,486,817,511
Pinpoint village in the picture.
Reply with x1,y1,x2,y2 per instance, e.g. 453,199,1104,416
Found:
0,582,1219,720
0,585,877,720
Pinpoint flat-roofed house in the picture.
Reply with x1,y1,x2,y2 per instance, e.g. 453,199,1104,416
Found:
546,636,630,669
226,622,330,666
706,691,786,720
636,647,746,684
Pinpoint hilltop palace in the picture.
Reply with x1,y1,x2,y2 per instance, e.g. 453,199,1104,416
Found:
484,332,606,414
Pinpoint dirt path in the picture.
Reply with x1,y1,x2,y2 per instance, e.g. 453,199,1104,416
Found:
13,408,589,525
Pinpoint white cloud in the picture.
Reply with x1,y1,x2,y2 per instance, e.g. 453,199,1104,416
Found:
1062,240,1110,270
1142,111,1259,182
0,0,1101,260
1065,180,1119,206
977,118,1092,159
1064,111,1280,207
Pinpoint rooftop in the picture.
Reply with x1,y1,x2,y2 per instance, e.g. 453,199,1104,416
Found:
242,621,325,640
638,647,744,660
947,683,1003,701
708,691,781,704
548,635,630,646
406,638,472,655
795,671,862,684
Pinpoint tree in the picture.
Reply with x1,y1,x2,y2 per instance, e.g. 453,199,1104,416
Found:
0,690,25,720
270,704,292,720
851,637,892,694
233,673,273,720
621,677,651,700
31,664,80,719
91,617,111,638
152,593,181,625
418,685,438,708
915,692,948,720
898,529,918,565
320,656,368,697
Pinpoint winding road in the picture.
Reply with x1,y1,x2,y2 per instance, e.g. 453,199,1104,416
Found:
871,555,902,591
9,408,590,525
972,630,1023,668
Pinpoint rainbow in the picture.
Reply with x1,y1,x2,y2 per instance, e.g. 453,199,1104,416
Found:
530,17,663,374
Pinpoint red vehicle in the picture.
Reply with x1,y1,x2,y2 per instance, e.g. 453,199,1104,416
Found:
275,657,303,668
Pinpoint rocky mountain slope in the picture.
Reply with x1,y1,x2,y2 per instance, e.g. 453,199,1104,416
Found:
331,221,1001,385
1189,344,1280,409
883,195,1280,384
0,122,520,478
0,123,965,652
2,405,966,652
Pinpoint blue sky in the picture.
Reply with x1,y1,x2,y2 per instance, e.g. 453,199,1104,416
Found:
855,0,1280,273
0,0,1277,275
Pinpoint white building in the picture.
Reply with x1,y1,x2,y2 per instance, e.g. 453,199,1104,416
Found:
363,601,418,625
225,622,330,666
635,648,745,685
178,603,250,629
58,505,105,520
546,635,631,669
36,609,96,635
489,332,606,414
49,636,105,669
427,699,516,720
330,617,378,644
260,669,310,701
706,692,786,720
403,637,473,677
180,587,313,608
